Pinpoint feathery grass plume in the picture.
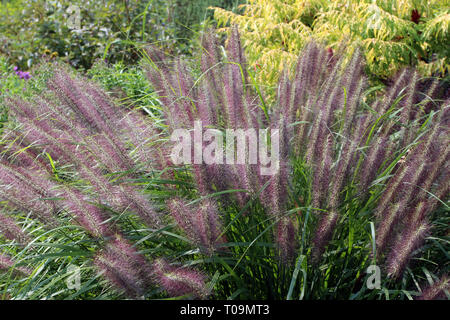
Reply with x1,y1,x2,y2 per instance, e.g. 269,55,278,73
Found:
118,110,162,169
275,216,298,265
377,69,446,141
42,69,153,175
3,125,121,218
48,70,128,152
168,198,199,243
0,130,52,173
385,221,430,279
0,252,32,276
374,68,412,117
59,187,114,238
0,162,58,226
52,76,135,173
168,197,224,254
375,198,410,254
358,136,388,192
222,27,252,130
197,80,217,126
412,182,449,225
414,137,450,202
93,234,154,298
328,137,359,210
144,48,190,130
303,57,367,258
259,116,290,216
303,46,353,165
417,275,450,300
0,161,55,199
119,185,163,229
174,58,196,125
199,31,224,127
0,212,30,244
292,42,332,155
197,198,226,252
311,211,339,263
374,105,449,254
310,133,332,210
153,258,209,299
339,49,365,132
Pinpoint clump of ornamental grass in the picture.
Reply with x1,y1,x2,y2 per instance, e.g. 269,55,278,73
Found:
144,26,448,298
0,64,209,299
0,27,448,300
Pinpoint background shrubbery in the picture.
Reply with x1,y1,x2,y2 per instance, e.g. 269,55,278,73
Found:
0,0,242,70
213,0,449,92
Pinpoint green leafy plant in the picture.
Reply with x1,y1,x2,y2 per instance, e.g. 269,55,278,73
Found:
213,0,450,95
0,0,243,71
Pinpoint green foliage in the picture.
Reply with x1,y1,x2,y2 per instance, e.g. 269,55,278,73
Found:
0,55,53,130
0,0,242,71
87,60,161,118
160,0,244,54
213,0,450,93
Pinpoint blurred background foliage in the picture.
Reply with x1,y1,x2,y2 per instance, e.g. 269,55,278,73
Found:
213,0,450,91
0,0,242,70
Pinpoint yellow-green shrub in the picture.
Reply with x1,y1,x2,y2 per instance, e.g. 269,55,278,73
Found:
213,0,449,92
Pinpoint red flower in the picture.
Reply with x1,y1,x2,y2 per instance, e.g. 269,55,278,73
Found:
411,9,420,24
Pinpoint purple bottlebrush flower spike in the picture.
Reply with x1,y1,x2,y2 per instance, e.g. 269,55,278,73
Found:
168,197,224,254
141,27,448,270
199,31,224,126
0,213,31,244
174,58,196,124
417,275,449,300
0,252,32,276
385,221,430,278
153,258,210,299
118,109,161,168
93,234,154,298
198,198,226,251
168,198,199,242
375,198,410,254
222,28,254,131
59,187,114,238
0,162,58,226
358,136,388,192
46,70,134,173
312,211,339,263
311,134,333,210
374,68,412,117
1,129,52,173
120,185,163,229
275,216,298,265
292,42,331,155
373,106,449,256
